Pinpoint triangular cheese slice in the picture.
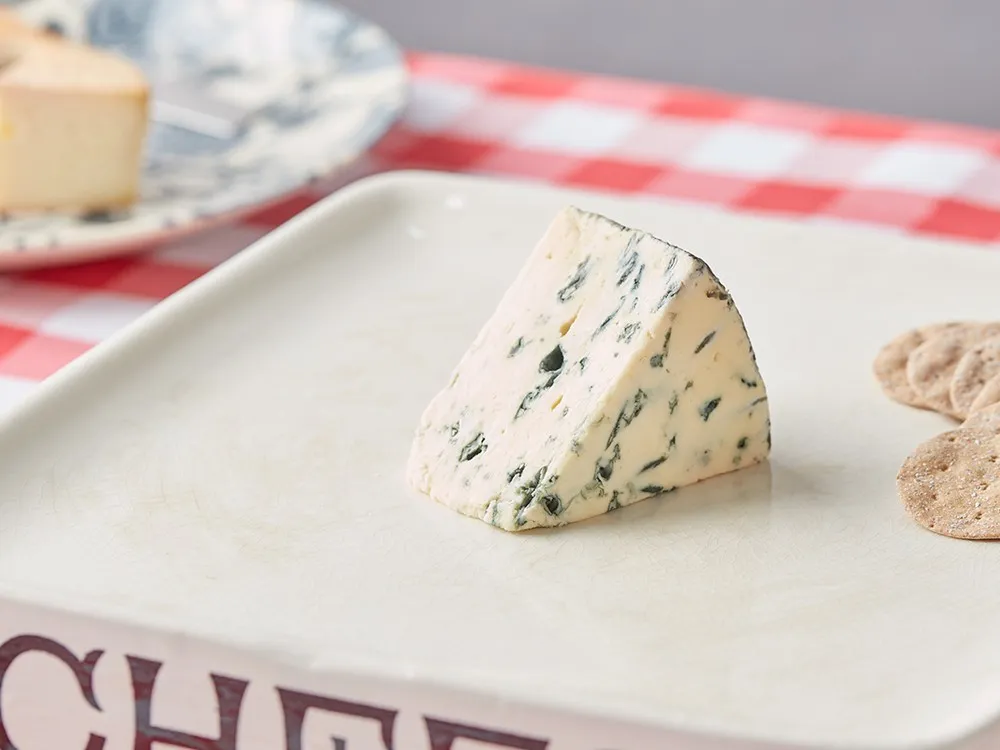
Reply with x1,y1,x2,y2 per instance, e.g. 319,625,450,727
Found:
0,10,149,212
407,206,771,531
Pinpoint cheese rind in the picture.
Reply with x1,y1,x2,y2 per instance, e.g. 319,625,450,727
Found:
407,207,771,532
0,11,149,213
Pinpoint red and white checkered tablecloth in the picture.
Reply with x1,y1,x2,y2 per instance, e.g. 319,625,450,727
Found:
2,51,1000,413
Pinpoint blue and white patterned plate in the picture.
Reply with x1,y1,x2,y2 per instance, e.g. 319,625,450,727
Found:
0,0,408,268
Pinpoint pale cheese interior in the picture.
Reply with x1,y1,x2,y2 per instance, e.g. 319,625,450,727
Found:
0,11,149,212
408,207,772,531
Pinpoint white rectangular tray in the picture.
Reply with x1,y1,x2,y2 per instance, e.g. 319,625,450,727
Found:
1,170,1000,750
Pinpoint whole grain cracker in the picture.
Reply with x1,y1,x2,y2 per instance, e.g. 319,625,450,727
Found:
897,427,1000,540
964,403,1000,433
950,336,1000,418
873,322,962,408
970,372,1000,414
906,323,1000,418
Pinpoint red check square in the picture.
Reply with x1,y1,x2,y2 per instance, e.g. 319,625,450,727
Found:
383,133,497,171
563,159,664,193
246,192,319,229
489,67,579,99
916,200,1000,242
655,89,743,121
824,114,909,141
0,324,33,359
19,257,134,290
737,182,840,216
370,126,425,160
0,334,91,380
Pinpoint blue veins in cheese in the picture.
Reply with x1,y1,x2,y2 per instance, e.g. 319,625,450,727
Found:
406,206,771,532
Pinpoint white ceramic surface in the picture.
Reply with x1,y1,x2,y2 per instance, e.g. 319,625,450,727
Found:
1,171,999,750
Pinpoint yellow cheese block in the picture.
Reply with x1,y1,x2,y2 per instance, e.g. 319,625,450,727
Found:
0,10,150,213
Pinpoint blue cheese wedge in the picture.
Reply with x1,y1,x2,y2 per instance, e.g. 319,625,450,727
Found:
407,206,771,532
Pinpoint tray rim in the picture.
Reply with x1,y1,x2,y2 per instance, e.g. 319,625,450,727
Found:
1,169,999,750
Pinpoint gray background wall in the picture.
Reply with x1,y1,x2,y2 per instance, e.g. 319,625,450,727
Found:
344,0,998,129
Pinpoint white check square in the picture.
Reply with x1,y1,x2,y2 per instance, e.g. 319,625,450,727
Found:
680,123,814,178
956,160,1000,207
38,293,157,343
857,142,988,195
0,375,36,415
157,225,266,267
404,80,481,132
512,101,642,155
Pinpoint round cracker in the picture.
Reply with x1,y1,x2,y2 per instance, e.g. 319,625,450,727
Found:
964,403,1000,433
906,323,1000,418
873,322,962,408
970,372,1000,414
897,427,1000,540
951,336,1000,418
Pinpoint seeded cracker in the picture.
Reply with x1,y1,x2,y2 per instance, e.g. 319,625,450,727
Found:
950,336,1000,418
873,322,961,408
897,427,1000,540
970,372,1000,414
964,403,1000,433
906,323,1000,418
